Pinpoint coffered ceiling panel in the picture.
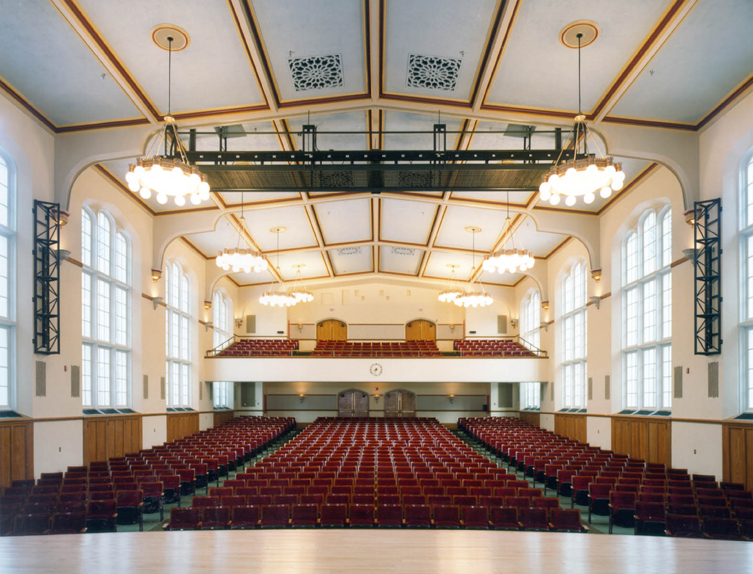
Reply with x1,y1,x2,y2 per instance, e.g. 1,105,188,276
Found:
504,217,567,257
423,251,476,281
287,111,369,151
433,205,509,252
183,216,242,256
244,205,318,251
611,0,753,123
0,0,142,126
383,0,500,101
484,0,671,112
380,198,437,246
229,268,276,286
248,0,367,102
275,251,329,281
312,198,372,245
76,0,265,114
379,246,423,276
383,111,464,150
329,246,374,275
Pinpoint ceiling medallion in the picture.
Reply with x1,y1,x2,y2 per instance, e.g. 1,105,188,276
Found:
452,227,493,308
216,193,267,273
483,194,535,274
539,26,624,207
126,30,210,206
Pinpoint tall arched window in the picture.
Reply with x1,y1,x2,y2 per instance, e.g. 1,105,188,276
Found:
212,290,232,348
622,206,672,411
561,261,587,409
166,262,191,407
740,154,753,412
81,207,131,408
520,289,541,410
0,153,15,409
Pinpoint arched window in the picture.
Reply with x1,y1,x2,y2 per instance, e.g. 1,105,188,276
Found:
520,289,541,410
212,290,232,348
561,261,587,409
622,206,672,411
0,152,15,409
166,262,191,407
81,207,131,408
741,154,753,411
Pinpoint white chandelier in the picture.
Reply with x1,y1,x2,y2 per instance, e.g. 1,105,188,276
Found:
453,226,494,308
259,229,312,308
483,198,536,274
125,33,211,206
216,194,267,273
290,264,314,303
438,264,463,303
259,289,298,307
538,30,625,207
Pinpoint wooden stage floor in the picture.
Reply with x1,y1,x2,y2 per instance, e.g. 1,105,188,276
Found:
2,530,752,573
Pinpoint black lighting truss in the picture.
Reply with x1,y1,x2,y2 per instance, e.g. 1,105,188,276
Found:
174,124,583,194
694,198,722,355
33,200,61,355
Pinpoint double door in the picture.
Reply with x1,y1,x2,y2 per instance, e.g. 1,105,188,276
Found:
384,390,416,418
338,389,369,418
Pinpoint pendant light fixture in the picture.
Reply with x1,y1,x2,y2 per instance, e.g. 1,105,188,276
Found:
438,264,464,303
125,30,210,206
539,26,625,207
453,227,493,308
290,264,314,303
259,227,300,307
483,193,535,274
216,192,267,273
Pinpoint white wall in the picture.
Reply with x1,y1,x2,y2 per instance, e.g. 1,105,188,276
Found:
671,422,723,480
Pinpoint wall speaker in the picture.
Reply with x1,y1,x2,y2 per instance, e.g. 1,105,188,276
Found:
71,365,80,398
35,361,46,397
160,377,166,400
143,375,148,399
674,366,683,399
246,315,256,334
708,362,719,398
605,375,610,400
497,315,507,335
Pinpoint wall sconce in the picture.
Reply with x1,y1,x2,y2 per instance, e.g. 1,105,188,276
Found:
589,296,601,310
204,321,213,332
448,394,455,404
591,269,602,283
684,209,696,226
373,394,381,404
541,301,549,311
449,324,455,333
297,324,304,333
299,394,305,404
56,249,71,261
682,248,697,263
151,269,162,283
55,209,69,227
152,296,164,310
236,318,243,328
204,300,212,310
510,319,517,329
540,321,549,332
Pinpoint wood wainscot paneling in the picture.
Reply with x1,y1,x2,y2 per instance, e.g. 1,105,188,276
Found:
166,412,200,442
554,413,587,444
519,412,540,427
611,417,671,466
722,422,753,493
213,411,235,428
0,418,33,488
83,415,143,466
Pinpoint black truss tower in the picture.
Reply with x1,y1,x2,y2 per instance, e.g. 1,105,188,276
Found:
694,198,722,355
33,200,61,355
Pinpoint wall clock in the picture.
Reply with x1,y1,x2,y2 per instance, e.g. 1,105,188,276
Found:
370,363,383,376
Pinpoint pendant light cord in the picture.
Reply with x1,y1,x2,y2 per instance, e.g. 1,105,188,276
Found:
577,33,582,115
167,37,173,116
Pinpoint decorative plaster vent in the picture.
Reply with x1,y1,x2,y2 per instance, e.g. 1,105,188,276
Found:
319,170,354,188
288,54,343,91
337,247,363,256
407,54,462,91
391,247,416,256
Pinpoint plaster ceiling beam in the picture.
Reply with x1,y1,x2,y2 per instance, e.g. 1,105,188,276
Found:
418,204,448,278
152,208,228,271
471,0,521,113
304,204,334,277
368,0,380,103
50,0,161,124
592,0,700,123
227,0,280,113
526,209,601,272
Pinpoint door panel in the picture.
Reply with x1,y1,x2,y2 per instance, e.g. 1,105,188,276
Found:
406,320,436,341
338,390,369,418
318,320,347,341
384,390,416,418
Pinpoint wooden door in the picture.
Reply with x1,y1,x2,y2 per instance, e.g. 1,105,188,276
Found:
338,390,369,418
317,320,347,341
405,320,436,341
384,390,416,418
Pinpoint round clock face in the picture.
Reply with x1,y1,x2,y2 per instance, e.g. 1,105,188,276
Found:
370,363,383,376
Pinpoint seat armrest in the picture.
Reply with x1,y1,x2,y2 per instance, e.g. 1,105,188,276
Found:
581,524,590,532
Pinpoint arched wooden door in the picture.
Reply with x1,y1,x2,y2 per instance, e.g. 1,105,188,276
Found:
406,320,436,341
317,320,347,341
338,389,369,418
384,390,417,418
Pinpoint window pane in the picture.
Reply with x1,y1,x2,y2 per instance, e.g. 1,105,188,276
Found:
662,345,672,409
97,347,110,407
748,235,753,320
661,211,672,267
0,326,9,407
626,287,638,347
643,347,657,409
97,279,110,342
626,233,638,284
0,235,9,318
563,364,573,408
574,362,584,408
0,156,8,228
171,361,179,407
82,344,92,407
170,311,179,358
574,312,583,359
625,351,638,409
643,212,657,275
114,233,128,283
748,328,753,409
643,279,657,343
82,272,92,339
81,210,92,267
115,350,127,407
180,273,189,314
180,363,189,406
662,272,672,340
97,213,111,274
114,286,127,346
180,315,190,361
